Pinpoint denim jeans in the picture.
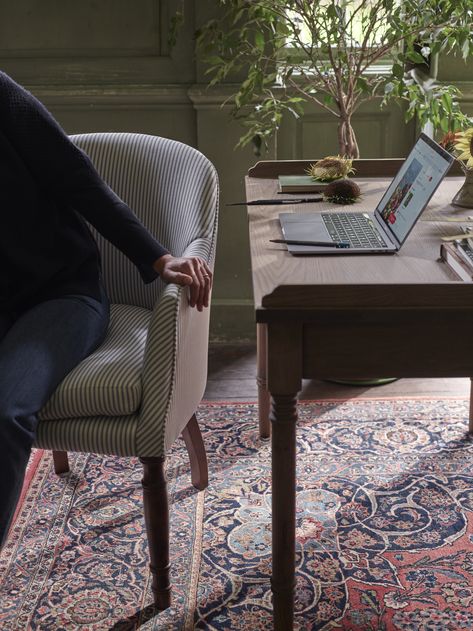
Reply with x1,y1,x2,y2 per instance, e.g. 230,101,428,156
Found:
0,287,110,547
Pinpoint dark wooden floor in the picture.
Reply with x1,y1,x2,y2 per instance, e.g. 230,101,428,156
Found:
204,342,470,401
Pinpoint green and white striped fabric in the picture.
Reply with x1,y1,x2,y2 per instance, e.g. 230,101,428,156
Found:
39,304,151,419
35,133,219,458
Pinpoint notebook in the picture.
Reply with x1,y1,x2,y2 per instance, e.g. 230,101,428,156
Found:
278,133,454,255
278,175,330,193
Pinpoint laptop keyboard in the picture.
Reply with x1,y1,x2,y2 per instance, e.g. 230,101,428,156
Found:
322,212,388,249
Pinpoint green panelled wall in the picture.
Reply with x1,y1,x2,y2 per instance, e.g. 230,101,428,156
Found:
1,1,472,340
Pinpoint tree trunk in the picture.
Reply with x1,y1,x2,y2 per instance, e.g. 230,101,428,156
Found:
338,116,360,159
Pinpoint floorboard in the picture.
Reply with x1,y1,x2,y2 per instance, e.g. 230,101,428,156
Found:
205,342,470,401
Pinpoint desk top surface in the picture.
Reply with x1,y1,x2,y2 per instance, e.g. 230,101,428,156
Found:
245,169,473,311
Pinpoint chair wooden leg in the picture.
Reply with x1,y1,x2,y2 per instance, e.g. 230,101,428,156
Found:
182,413,208,491
52,450,70,474
140,456,171,610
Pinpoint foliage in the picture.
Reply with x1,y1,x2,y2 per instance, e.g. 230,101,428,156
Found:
175,0,473,157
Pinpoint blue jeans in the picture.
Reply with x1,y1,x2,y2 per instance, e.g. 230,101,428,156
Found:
0,287,110,547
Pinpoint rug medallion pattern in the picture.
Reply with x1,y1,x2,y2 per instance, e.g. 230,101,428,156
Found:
195,399,473,630
1,399,473,630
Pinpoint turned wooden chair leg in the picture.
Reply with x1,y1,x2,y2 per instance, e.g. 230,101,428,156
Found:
52,450,70,474
140,456,171,610
182,413,208,491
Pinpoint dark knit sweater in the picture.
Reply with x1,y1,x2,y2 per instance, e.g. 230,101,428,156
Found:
0,71,169,311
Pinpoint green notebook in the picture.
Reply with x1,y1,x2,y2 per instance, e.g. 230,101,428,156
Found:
278,175,329,193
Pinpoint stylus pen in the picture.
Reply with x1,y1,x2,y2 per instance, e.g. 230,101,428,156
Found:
270,239,350,248
227,197,323,206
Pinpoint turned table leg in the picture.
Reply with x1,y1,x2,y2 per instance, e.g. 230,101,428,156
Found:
265,320,302,631
468,377,473,434
257,323,271,438
270,392,297,631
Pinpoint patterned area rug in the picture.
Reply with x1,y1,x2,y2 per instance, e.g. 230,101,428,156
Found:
1,399,473,630
0,446,203,630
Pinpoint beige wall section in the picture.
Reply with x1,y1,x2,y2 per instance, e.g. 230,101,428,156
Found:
1,1,470,340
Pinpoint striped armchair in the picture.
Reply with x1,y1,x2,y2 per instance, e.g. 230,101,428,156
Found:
34,132,219,609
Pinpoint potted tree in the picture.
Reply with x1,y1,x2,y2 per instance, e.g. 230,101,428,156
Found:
174,0,473,157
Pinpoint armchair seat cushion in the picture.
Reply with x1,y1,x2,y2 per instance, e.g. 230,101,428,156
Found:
39,303,152,420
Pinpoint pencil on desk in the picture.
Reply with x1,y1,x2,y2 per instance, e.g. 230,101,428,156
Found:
227,197,323,206
270,239,350,248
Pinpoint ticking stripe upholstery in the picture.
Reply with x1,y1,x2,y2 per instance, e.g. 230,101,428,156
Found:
139,246,211,457
35,133,219,458
71,133,218,310
39,304,151,420
36,413,139,457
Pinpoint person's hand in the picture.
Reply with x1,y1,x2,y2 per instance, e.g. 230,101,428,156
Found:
153,254,212,311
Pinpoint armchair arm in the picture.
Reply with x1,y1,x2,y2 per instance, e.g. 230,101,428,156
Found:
135,240,213,457
180,237,215,263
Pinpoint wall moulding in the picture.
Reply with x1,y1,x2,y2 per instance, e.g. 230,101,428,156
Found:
188,85,254,110
1,57,194,88
453,81,473,105
29,84,192,108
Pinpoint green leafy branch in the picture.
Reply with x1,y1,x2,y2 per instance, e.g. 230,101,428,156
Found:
174,0,473,157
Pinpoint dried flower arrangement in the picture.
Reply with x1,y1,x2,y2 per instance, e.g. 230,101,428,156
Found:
306,156,360,204
306,156,354,182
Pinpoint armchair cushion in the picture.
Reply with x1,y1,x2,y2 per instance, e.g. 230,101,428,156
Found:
39,304,151,420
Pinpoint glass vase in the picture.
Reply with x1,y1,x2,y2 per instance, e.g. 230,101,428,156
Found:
452,169,473,208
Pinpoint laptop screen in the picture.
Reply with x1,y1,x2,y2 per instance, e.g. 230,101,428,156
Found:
375,133,454,245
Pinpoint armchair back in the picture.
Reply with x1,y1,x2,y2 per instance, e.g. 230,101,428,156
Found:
71,133,219,310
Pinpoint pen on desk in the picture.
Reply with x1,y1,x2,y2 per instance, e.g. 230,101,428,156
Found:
270,239,350,248
227,197,323,206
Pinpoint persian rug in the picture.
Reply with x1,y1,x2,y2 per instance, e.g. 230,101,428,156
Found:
1,399,473,630
0,447,203,630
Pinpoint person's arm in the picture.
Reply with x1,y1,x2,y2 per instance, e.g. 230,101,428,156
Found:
0,71,168,283
0,72,212,308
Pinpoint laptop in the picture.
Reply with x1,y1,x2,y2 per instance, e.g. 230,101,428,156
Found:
278,133,454,255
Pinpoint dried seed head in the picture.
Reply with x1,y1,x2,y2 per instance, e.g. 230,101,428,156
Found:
307,156,354,182
324,179,361,204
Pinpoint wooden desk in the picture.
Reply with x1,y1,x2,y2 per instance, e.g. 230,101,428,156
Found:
245,160,473,630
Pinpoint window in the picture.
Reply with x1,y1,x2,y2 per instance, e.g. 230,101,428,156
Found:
284,0,400,74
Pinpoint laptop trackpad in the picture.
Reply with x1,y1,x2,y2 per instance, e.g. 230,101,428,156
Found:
280,213,328,241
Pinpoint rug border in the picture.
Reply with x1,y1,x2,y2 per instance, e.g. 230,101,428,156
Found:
184,490,206,631
10,448,45,530
200,396,470,405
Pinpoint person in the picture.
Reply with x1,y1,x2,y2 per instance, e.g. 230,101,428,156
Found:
0,71,213,548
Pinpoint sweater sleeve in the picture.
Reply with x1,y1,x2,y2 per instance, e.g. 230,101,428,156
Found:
0,71,169,283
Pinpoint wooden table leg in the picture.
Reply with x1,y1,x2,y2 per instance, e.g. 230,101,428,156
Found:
270,392,297,631
257,323,271,438
266,321,302,630
468,377,473,434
